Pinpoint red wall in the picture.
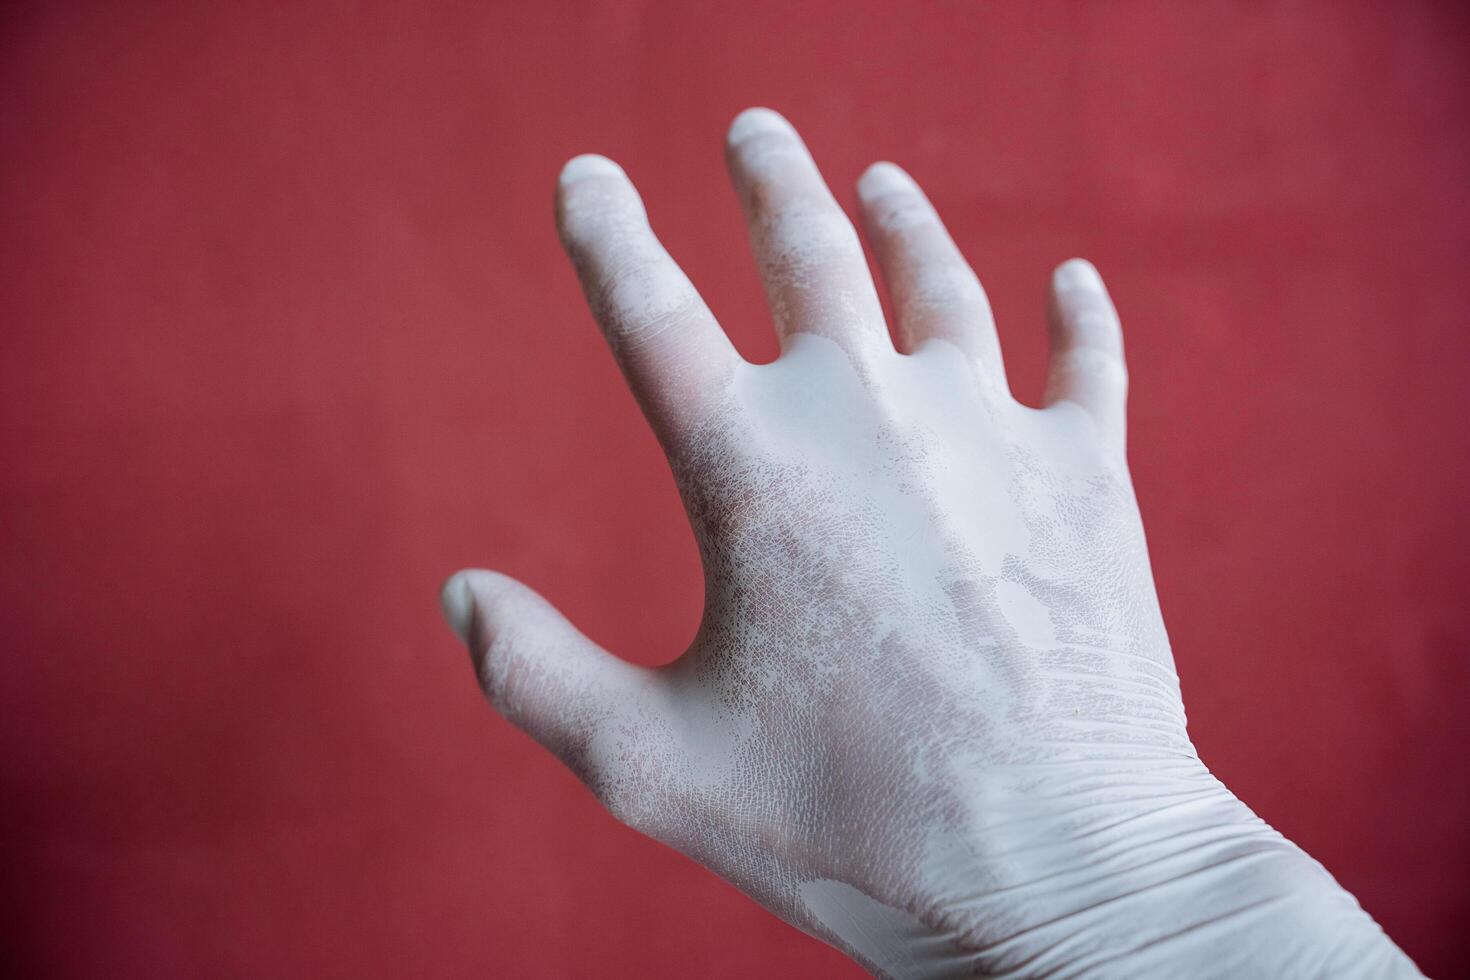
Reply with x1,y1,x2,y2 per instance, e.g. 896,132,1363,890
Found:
2,2,1467,976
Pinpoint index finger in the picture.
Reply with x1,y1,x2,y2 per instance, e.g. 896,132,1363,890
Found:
556,154,741,450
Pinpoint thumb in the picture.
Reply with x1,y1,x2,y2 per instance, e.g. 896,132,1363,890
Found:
439,569,657,784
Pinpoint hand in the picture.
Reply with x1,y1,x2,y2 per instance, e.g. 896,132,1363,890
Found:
442,108,1419,978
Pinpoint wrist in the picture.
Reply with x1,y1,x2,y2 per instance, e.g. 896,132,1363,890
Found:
916,771,1421,978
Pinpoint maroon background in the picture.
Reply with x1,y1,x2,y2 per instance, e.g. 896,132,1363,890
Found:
3,1,1468,976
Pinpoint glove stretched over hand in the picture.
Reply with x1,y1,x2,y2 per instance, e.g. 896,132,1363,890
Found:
441,108,1420,979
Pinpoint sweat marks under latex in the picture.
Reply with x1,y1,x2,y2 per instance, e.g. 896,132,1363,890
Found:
567,334,1344,977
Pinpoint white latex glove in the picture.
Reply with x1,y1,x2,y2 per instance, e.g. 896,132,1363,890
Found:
441,108,1420,978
